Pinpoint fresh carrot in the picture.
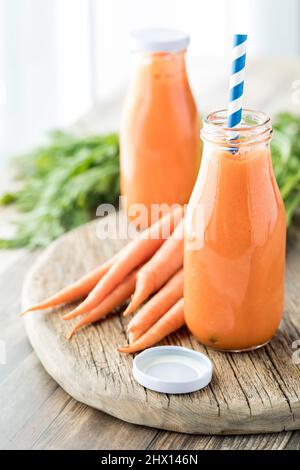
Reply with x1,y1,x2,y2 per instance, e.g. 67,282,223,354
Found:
123,220,184,316
118,298,185,354
128,331,136,344
65,269,138,338
66,206,184,319
128,329,140,344
127,269,183,342
21,257,115,315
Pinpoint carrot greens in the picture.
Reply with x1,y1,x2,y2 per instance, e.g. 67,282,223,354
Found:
0,132,120,248
271,112,300,226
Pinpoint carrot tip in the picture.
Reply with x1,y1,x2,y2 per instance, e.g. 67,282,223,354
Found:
20,310,29,317
123,305,133,316
66,328,77,340
20,306,45,317
117,346,131,353
62,308,79,320
62,314,72,321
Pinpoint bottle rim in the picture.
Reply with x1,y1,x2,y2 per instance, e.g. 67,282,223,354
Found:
201,109,272,147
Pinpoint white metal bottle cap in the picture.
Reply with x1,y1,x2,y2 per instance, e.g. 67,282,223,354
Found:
130,28,190,53
133,346,213,394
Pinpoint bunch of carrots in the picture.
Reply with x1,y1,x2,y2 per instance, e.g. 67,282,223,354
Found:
23,207,186,354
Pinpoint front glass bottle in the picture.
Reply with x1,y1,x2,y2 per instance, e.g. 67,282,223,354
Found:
184,110,286,351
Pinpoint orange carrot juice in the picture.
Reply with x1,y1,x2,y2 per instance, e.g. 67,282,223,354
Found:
120,29,200,226
184,110,286,351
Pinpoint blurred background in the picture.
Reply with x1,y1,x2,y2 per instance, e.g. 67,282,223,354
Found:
0,0,300,164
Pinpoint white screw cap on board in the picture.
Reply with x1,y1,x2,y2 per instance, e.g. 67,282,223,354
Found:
133,346,213,394
130,28,190,53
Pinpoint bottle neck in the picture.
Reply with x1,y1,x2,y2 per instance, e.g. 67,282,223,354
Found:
133,50,187,80
201,109,272,150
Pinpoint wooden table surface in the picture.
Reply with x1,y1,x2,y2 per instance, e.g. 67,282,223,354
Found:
1,58,300,450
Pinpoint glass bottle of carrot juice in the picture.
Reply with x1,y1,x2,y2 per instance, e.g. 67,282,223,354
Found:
120,29,200,227
184,110,286,351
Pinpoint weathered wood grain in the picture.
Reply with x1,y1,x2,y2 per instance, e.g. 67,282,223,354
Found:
0,251,40,385
0,351,157,450
148,429,293,450
13,385,157,450
284,431,300,450
22,213,300,435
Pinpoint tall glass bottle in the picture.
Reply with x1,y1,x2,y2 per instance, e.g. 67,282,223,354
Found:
120,29,200,226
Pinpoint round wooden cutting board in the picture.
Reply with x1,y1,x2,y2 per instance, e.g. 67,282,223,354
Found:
22,213,300,434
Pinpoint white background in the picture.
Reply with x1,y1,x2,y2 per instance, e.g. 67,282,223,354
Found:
0,0,299,163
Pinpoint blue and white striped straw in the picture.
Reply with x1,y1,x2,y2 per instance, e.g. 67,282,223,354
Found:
227,34,248,135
